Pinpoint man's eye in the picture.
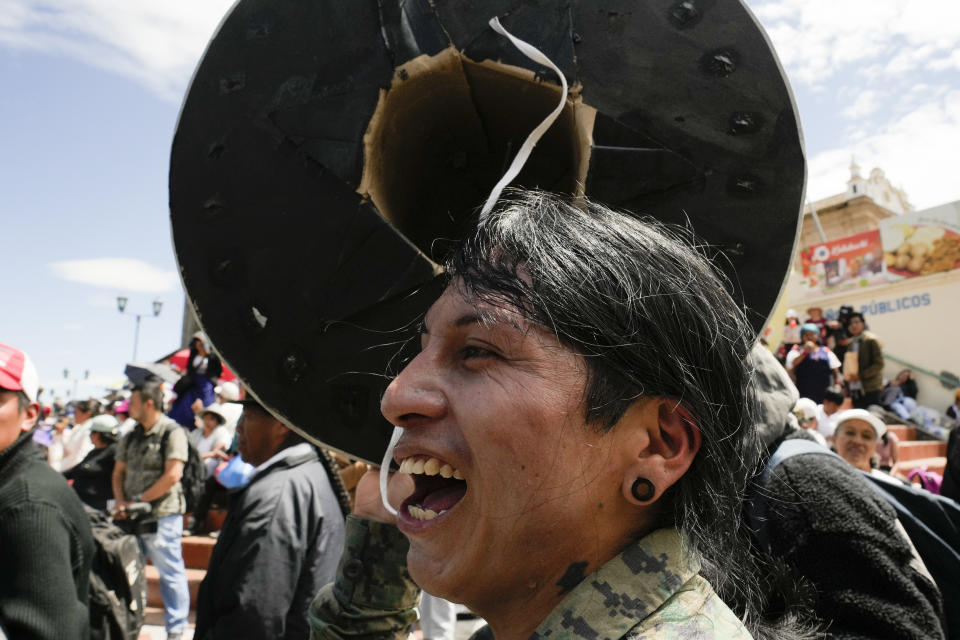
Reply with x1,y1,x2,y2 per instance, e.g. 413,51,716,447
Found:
461,345,499,360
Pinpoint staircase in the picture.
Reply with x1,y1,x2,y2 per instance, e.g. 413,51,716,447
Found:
889,424,948,477
831,395,949,479
141,508,227,637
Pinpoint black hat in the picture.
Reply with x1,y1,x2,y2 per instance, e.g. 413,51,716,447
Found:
236,397,265,411
170,0,805,461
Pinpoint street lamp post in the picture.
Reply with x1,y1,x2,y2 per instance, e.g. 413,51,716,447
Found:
117,296,163,361
62,368,89,399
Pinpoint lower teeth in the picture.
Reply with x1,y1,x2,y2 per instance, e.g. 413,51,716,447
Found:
408,505,446,521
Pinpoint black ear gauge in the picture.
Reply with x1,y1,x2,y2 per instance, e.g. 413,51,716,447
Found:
631,477,656,503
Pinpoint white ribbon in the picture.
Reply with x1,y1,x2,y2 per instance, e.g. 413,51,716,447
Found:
379,425,404,516
379,17,568,516
479,16,569,221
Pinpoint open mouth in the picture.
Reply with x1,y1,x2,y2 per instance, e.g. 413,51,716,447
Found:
398,455,467,521
845,445,866,459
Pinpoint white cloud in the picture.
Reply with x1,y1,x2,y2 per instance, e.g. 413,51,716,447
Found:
841,90,880,119
49,258,179,293
5,1,958,213
806,149,852,203
0,0,235,101
755,0,960,87
807,90,960,209
928,49,960,73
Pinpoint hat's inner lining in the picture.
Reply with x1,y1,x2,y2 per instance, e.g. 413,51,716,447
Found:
359,47,595,263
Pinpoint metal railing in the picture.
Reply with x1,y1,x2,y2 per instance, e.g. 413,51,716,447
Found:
885,353,959,390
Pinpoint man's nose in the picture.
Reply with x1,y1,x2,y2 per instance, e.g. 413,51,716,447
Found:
381,350,447,428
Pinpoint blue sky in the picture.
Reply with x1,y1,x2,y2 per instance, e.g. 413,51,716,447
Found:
1,0,959,403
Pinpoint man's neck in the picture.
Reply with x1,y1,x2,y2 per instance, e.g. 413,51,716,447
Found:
140,411,161,431
472,562,591,640
469,531,633,640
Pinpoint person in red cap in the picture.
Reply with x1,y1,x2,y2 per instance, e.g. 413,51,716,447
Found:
0,342,94,639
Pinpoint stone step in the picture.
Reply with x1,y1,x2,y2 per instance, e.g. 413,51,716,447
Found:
886,424,917,441
182,535,217,570
897,440,947,461
207,508,227,531
182,508,228,536
144,536,216,571
142,606,196,627
896,456,946,477
146,565,205,609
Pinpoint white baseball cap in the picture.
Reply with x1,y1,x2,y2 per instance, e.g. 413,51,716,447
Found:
794,397,818,421
216,381,240,402
0,343,39,404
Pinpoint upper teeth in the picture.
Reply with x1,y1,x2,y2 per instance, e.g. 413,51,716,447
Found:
399,456,464,480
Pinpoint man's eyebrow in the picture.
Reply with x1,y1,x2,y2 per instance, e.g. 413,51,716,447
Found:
454,314,481,328
420,314,480,335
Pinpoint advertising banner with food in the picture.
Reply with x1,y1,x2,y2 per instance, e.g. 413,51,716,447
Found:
879,201,960,281
797,230,887,297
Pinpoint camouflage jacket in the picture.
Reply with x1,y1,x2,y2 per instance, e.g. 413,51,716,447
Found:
309,516,418,639
309,517,751,639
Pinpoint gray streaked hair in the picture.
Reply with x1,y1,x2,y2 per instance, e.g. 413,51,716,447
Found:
444,190,815,638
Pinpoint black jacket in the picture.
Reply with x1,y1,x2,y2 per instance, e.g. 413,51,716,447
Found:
0,430,95,640
194,445,345,640
941,426,960,503
63,443,116,512
751,345,943,639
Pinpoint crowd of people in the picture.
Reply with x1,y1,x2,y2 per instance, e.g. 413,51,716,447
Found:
0,338,354,640
0,332,472,640
1,205,959,640
774,304,959,490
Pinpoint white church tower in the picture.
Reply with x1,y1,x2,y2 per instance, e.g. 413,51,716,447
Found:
846,156,912,215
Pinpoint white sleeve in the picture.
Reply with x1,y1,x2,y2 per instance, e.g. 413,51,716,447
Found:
213,426,232,449
827,349,841,370
60,424,94,471
817,406,837,438
419,592,458,640
785,349,800,369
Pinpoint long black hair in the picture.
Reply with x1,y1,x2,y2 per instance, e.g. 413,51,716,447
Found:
444,190,815,638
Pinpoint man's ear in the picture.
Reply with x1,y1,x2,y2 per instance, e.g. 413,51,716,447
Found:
272,421,292,447
20,403,40,432
619,398,701,506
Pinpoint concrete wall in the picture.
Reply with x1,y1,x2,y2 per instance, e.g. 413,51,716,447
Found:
799,196,897,258
786,269,960,411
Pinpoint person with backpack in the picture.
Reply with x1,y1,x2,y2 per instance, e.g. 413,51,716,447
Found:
85,505,147,640
111,376,190,640
0,343,94,640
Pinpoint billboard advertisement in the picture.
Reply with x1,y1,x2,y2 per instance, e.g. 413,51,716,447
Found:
798,229,887,298
879,201,960,281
